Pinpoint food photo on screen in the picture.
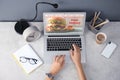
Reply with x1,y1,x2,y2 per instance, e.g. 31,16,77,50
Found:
44,13,85,33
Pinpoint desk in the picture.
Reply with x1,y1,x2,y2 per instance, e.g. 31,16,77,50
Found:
0,22,120,80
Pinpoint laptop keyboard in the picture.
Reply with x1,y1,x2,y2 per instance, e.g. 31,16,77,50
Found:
47,38,82,51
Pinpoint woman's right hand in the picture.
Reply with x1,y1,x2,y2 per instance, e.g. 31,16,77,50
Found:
70,44,81,66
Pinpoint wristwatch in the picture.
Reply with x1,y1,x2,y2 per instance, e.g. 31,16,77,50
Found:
46,73,54,79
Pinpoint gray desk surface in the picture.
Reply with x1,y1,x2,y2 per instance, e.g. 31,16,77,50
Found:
0,22,120,80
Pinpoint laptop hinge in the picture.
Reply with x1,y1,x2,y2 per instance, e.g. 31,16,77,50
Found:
48,35,80,37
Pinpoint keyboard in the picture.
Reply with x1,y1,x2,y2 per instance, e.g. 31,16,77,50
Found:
47,38,82,51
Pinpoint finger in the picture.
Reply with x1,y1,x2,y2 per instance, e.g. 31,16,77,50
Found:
61,59,65,67
55,55,60,61
56,55,63,62
60,55,63,58
72,44,77,51
58,55,63,62
60,56,65,66
70,49,74,56
63,55,65,58
59,55,65,63
73,44,81,52
62,55,65,61
53,56,56,61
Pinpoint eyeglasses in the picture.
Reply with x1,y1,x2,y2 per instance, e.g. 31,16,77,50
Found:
19,56,38,65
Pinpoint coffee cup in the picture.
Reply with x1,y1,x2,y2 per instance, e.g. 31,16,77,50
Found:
96,32,107,44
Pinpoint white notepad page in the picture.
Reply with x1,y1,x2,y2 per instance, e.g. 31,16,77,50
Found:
12,44,43,74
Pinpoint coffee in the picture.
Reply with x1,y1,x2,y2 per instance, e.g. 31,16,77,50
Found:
97,34,105,41
96,32,107,44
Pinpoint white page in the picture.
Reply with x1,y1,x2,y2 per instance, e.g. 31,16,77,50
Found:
12,44,43,74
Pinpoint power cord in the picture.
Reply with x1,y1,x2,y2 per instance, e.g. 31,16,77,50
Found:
29,2,58,21
14,2,58,34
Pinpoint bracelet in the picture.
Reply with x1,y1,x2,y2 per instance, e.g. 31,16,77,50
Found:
46,73,54,79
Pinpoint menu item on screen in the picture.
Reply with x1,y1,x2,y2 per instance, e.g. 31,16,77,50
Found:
46,17,74,32
44,13,85,33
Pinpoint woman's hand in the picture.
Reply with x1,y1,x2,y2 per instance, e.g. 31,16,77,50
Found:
70,44,81,66
49,55,65,76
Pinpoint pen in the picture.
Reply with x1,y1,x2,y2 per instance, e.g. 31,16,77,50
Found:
94,19,109,28
91,12,97,27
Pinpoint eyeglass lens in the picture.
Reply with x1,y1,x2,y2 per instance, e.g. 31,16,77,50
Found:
20,56,38,65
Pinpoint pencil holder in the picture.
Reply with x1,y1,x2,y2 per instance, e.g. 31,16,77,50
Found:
88,17,104,34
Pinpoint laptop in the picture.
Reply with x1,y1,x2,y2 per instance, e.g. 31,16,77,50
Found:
43,12,86,63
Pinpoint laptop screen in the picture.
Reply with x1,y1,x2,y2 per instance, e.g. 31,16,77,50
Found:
43,12,86,35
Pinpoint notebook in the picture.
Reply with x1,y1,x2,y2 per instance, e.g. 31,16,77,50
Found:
12,44,43,74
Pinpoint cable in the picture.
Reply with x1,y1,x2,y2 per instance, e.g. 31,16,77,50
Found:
14,2,58,34
28,2,58,21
